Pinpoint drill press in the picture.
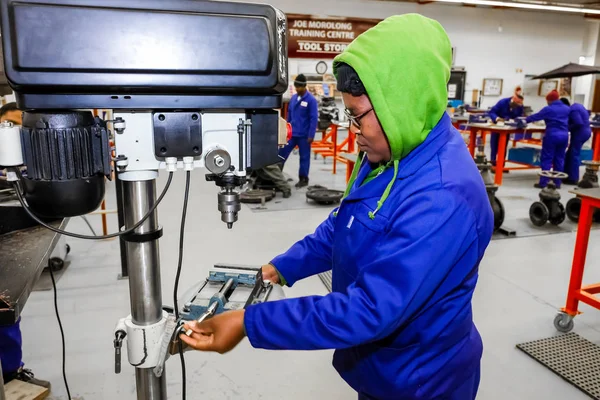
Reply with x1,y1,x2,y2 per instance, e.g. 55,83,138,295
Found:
0,1,288,399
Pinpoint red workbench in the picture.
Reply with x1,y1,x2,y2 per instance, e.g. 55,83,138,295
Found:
312,123,356,175
560,188,600,321
467,123,546,186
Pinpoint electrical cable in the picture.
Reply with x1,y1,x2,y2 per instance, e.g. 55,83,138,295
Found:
174,171,191,400
48,262,72,400
79,215,98,236
11,171,174,240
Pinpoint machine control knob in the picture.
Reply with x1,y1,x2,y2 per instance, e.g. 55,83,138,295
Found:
115,155,129,170
113,117,126,134
113,330,126,374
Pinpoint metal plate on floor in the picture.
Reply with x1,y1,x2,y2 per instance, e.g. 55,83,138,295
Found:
516,333,600,399
240,189,275,204
319,271,332,292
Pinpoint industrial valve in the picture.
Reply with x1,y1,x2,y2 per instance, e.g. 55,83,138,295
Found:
474,138,505,231
565,160,600,223
529,171,568,226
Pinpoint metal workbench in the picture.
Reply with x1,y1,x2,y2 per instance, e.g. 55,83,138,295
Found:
0,219,67,326
466,122,546,186
554,188,600,333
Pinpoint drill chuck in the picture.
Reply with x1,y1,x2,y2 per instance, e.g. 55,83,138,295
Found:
218,188,241,229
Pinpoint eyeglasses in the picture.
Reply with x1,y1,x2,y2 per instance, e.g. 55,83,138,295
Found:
344,108,373,129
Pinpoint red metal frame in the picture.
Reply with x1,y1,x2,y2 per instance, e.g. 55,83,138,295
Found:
312,125,335,154
562,193,600,316
592,128,600,162
468,126,545,185
312,124,357,175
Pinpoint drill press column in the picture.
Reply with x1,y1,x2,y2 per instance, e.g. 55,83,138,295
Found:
122,178,166,400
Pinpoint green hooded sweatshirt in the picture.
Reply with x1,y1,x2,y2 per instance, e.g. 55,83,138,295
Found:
333,14,452,215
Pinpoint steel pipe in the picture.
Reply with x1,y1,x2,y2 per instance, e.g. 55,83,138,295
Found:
122,179,166,400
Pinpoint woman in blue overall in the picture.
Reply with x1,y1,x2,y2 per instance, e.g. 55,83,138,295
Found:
181,14,494,400
488,91,525,166
560,98,592,184
526,90,570,188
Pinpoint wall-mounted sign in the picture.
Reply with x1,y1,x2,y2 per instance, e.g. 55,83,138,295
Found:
287,14,381,59
482,78,503,96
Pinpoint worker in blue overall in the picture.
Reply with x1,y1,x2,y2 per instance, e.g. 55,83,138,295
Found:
0,103,50,389
526,90,570,188
278,74,318,188
488,90,524,166
181,15,493,400
561,98,592,184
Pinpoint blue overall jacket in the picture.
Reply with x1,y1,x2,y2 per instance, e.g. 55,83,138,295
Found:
489,97,524,123
244,114,494,399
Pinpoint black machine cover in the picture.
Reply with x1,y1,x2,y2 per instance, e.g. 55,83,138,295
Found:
0,0,288,110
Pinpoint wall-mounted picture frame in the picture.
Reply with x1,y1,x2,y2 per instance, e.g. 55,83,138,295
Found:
482,78,503,96
560,77,572,97
523,75,538,97
538,80,559,96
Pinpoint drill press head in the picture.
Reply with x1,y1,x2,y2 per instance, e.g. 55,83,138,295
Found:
0,0,288,226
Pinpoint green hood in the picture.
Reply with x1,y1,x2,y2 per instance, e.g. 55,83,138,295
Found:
333,14,452,161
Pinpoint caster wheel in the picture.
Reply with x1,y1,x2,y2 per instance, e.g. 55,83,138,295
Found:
65,244,71,255
529,202,549,227
47,257,65,272
491,196,505,231
595,210,600,223
566,198,581,223
553,313,574,333
549,203,566,226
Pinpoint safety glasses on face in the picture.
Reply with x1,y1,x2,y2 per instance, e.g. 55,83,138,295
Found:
345,107,373,129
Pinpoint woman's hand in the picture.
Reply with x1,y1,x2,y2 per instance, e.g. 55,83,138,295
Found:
179,310,246,354
261,264,280,284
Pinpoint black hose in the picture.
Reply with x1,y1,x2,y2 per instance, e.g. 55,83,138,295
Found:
11,172,174,240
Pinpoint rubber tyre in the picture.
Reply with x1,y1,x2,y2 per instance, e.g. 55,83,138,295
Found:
549,202,566,226
306,189,344,205
65,244,71,255
47,257,65,272
491,196,505,231
529,202,549,227
566,198,581,223
553,313,574,333
595,209,600,223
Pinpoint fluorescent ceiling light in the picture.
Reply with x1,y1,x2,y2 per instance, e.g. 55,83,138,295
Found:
434,0,600,15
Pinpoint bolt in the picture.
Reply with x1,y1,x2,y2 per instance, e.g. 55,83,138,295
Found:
214,155,225,168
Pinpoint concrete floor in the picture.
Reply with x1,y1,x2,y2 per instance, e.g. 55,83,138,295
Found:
18,151,600,400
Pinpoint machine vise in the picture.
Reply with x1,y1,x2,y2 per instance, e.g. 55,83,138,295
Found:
181,265,274,322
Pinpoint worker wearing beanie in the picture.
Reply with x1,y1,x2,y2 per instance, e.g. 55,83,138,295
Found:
560,97,592,184
488,88,525,166
181,14,493,400
526,90,570,188
278,73,319,188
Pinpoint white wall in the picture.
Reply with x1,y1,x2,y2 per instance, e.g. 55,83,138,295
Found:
244,0,589,111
